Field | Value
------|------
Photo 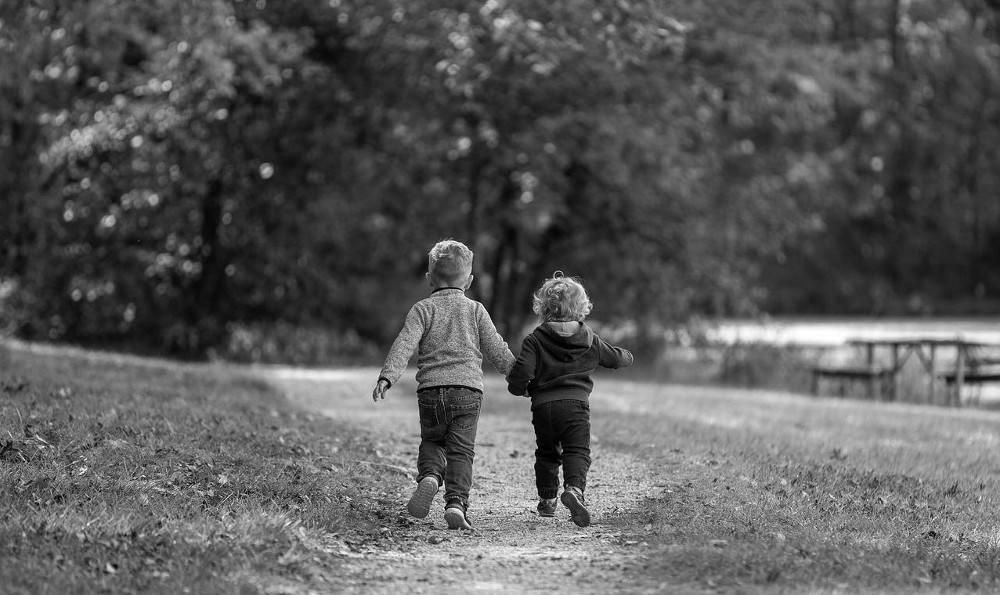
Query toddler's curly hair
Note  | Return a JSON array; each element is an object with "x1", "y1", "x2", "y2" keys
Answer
[{"x1": 532, "y1": 271, "x2": 593, "y2": 322}]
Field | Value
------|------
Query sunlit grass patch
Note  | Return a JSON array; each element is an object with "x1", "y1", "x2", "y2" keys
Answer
[{"x1": 164, "y1": 500, "x2": 306, "y2": 553}]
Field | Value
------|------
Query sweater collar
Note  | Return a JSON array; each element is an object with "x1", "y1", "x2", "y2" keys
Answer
[{"x1": 431, "y1": 287, "x2": 465, "y2": 295}]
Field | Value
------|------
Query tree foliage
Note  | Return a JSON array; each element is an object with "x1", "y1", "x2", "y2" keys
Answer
[{"x1": 2, "y1": 0, "x2": 999, "y2": 360}]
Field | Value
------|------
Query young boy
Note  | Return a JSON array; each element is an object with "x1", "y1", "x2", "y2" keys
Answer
[
  {"x1": 372, "y1": 239, "x2": 515, "y2": 530},
  {"x1": 506, "y1": 272, "x2": 633, "y2": 527}
]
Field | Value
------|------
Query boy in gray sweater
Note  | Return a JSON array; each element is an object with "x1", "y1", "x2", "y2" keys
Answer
[{"x1": 373, "y1": 239, "x2": 515, "y2": 530}]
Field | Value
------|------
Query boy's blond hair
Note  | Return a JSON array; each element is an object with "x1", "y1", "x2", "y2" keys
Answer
[
  {"x1": 532, "y1": 271, "x2": 593, "y2": 322},
  {"x1": 428, "y1": 239, "x2": 473, "y2": 286}
]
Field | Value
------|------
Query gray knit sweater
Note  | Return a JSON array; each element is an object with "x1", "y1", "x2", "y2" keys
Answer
[{"x1": 378, "y1": 288, "x2": 515, "y2": 392}]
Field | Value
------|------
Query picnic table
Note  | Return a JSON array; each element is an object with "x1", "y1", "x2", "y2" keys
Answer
[{"x1": 812, "y1": 337, "x2": 1000, "y2": 406}]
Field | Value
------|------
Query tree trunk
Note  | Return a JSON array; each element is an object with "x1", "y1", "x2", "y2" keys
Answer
[
  {"x1": 887, "y1": 0, "x2": 904, "y2": 69},
  {"x1": 183, "y1": 177, "x2": 226, "y2": 353}
]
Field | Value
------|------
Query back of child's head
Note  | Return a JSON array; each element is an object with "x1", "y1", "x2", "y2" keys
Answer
[
  {"x1": 428, "y1": 239, "x2": 474, "y2": 286},
  {"x1": 532, "y1": 271, "x2": 593, "y2": 322}
]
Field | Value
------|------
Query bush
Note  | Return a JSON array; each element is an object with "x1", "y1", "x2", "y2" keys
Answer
[
  {"x1": 716, "y1": 341, "x2": 814, "y2": 391},
  {"x1": 212, "y1": 321, "x2": 380, "y2": 366}
]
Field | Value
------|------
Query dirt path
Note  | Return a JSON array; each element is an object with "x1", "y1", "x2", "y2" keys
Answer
[{"x1": 263, "y1": 367, "x2": 669, "y2": 594}]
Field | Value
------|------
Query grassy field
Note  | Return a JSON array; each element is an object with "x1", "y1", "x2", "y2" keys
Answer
[
  {"x1": 589, "y1": 382, "x2": 1000, "y2": 592},
  {"x1": 0, "y1": 342, "x2": 409, "y2": 594},
  {"x1": 2, "y1": 342, "x2": 999, "y2": 593}
]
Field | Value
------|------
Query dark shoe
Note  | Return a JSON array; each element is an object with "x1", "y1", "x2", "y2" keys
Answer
[
  {"x1": 536, "y1": 498, "x2": 557, "y2": 517},
  {"x1": 444, "y1": 499, "x2": 473, "y2": 530},
  {"x1": 407, "y1": 476, "x2": 439, "y2": 519},
  {"x1": 561, "y1": 485, "x2": 591, "y2": 527}
]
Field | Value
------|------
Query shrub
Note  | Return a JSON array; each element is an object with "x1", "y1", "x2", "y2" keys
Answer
[
  {"x1": 716, "y1": 341, "x2": 814, "y2": 391},
  {"x1": 212, "y1": 321, "x2": 380, "y2": 366}
]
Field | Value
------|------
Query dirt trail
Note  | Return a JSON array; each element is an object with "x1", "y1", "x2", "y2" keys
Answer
[{"x1": 263, "y1": 367, "x2": 668, "y2": 594}]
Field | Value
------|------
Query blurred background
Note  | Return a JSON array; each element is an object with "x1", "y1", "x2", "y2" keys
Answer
[{"x1": 2, "y1": 0, "x2": 999, "y2": 381}]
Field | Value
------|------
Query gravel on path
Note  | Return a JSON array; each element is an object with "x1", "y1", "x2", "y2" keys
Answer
[{"x1": 265, "y1": 367, "x2": 669, "y2": 595}]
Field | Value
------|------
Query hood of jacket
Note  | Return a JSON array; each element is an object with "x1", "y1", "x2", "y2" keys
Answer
[{"x1": 535, "y1": 321, "x2": 594, "y2": 361}]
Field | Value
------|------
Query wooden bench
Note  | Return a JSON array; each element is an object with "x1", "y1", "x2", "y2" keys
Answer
[
  {"x1": 940, "y1": 369, "x2": 1000, "y2": 384},
  {"x1": 939, "y1": 358, "x2": 1000, "y2": 384},
  {"x1": 812, "y1": 366, "x2": 894, "y2": 399},
  {"x1": 830, "y1": 338, "x2": 1000, "y2": 407},
  {"x1": 939, "y1": 365, "x2": 1000, "y2": 388},
  {"x1": 938, "y1": 360, "x2": 1000, "y2": 406}
]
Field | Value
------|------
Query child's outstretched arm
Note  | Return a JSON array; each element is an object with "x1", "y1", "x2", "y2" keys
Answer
[{"x1": 596, "y1": 336, "x2": 634, "y2": 369}]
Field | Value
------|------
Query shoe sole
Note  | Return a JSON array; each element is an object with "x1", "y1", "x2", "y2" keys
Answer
[
  {"x1": 406, "y1": 477, "x2": 438, "y2": 518},
  {"x1": 444, "y1": 507, "x2": 472, "y2": 530},
  {"x1": 561, "y1": 491, "x2": 591, "y2": 527}
]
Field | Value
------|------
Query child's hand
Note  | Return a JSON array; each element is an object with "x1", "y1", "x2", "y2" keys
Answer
[{"x1": 372, "y1": 379, "x2": 389, "y2": 402}]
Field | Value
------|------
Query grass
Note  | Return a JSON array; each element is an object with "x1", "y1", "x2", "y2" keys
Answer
[
  {"x1": 0, "y1": 342, "x2": 409, "y2": 594},
  {"x1": 3, "y1": 342, "x2": 999, "y2": 593},
  {"x1": 592, "y1": 382, "x2": 1000, "y2": 593}
]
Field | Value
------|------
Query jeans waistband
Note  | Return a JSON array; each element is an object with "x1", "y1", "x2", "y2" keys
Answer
[{"x1": 417, "y1": 385, "x2": 482, "y2": 396}]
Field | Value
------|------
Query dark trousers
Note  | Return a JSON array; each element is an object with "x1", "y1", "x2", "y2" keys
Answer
[
  {"x1": 416, "y1": 387, "x2": 482, "y2": 508},
  {"x1": 531, "y1": 399, "x2": 591, "y2": 500}
]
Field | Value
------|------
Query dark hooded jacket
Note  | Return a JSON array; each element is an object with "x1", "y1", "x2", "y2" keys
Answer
[{"x1": 507, "y1": 321, "x2": 633, "y2": 409}]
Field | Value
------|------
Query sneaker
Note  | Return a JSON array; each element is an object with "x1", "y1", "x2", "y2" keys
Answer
[
  {"x1": 536, "y1": 498, "x2": 557, "y2": 517},
  {"x1": 406, "y1": 476, "x2": 439, "y2": 519},
  {"x1": 444, "y1": 499, "x2": 473, "y2": 530},
  {"x1": 561, "y1": 485, "x2": 591, "y2": 528}
]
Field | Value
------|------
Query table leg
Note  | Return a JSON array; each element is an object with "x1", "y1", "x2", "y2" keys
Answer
[
  {"x1": 929, "y1": 345, "x2": 937, "y2": 405},
  {"x1": 955, "y1": 345, "x2": 966, "y2": 407},
  {"x1": 890, "y1": 345, "x2": 899, "y2": 401},
  {"x1": 866, "y1": 343, "x2": 876, "y2": 400}
]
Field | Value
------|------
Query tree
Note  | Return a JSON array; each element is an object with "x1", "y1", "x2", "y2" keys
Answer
[{"x1": 3, "y1": 0, "x2": 999, "y2": 362}]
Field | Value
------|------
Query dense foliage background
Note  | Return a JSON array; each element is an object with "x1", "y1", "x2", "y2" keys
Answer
[{"x1": 2, "y1": 0, "x2": 999, "y2": 362}]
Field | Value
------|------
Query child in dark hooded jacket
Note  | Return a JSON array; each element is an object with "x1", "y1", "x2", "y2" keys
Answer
[{"x1": 507, "y1": 272, "x2": 633, "y2": 527}]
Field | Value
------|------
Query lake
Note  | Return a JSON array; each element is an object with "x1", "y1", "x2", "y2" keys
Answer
[
  {"x1": 709, "y1": 317, "x2": 1000, "y2": 404},
  {"x1": 709, "y1": 317, "x2": 1000, "y2": 347}
]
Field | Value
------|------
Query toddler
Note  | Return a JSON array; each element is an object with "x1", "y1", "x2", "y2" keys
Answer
[{"x1": 507, "y1": 272, "x2": 633, "y2": 527}]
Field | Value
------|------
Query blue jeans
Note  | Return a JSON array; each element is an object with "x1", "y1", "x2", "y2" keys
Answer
[
  {"x1": 416, "y1": 387, "x2": 483, "y2": 508},
  {"x1": 532, "y1": 399, "x2": 591, "y2": 500}
]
